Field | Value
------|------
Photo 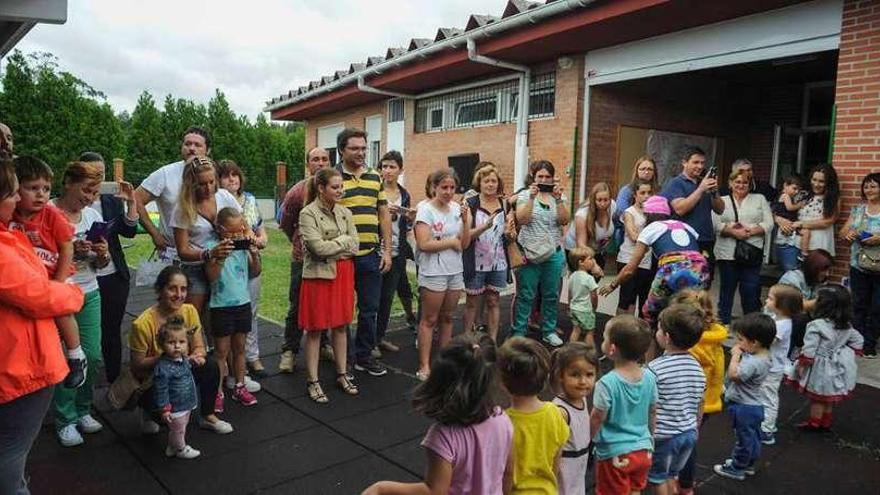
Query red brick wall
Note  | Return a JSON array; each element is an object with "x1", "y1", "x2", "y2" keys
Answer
[
  {"x1": 303, "y1": 59, "x2": 585, "y2": 205},
  {"x1": 586, "y1": 74, "x2": 753, "y2": 192},
  {"x1": 831, "y1": 0, "x2": 880, "y2": 277}
]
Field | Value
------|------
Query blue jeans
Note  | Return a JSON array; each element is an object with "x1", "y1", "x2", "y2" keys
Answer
[
  {"x1": 850, "y1": 266, "x2": 880, "y2": 354},
  {"x1": 0, "y1": 387, "x2": 53, "y2": 495},
  {"x1": 353, "y1": 251, "x2": 382, "y2": 361},
  {"x1": 727, "y1": 402, "x2": 764, "y2": 469},
  {"x1": 717, "y1": 260, "x2": 761, "y2": 324},
  {"x1": 776, "y1": 244, "x2": 800, "y2": 272},
  {"x1": 648, "y1": 429, "x2": 698, "y2": 484}
]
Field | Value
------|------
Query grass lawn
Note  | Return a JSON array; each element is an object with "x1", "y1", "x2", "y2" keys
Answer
[{"x1": 122, "y1": 227, "x2": 417, "y2": 324}]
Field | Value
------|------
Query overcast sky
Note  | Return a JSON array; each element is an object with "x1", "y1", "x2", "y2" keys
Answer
[{"x1": 12, "y1": 0, "x2": 507, "y2": 121}]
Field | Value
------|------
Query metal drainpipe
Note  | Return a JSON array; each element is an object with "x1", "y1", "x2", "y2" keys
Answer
[
  {"x1": 357, "y1": 75, "x2": 413, "y2": 99},
  {"x1": 467, "y1": 38, "x2": 531, "y2": 190}
]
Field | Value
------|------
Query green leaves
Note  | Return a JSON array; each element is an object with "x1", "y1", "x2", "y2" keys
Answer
[{"x1": 0, "y1": 50, "x2": 304, "y2": 197}]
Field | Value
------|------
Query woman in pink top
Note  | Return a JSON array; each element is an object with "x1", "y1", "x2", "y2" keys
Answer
[{"x1": 362, "y1": 333, "x2": 513, "y2": 495}]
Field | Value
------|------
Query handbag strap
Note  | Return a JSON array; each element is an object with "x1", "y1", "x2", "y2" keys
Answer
[{"x1": 729, "y1": 195, "x2": 740, "y2": 223}]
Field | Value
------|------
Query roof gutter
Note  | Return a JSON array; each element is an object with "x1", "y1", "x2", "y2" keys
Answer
[
  {"x1": 466, "y1": 37, "x2": 531, "y2": 190},
  {"x1": 264, "y1": 0, "x2": 594, "y2": 113},
  {"x1": 357, "y1": 75, "x2": 414, "y2": 99}
]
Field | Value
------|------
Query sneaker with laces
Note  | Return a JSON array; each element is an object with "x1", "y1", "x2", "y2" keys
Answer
[
  {"x1": 198, "y1": 416, "x2": 233, "y2": 434},
  {"x1": 57, "y1": 424, "x2": 84, "y2": 447},
  {"x1": 165, "y1": 445, "x2": 201, "y2": 459},
  {"x1": 63, "y1": 357, "x2": 87, "y2": 389},
  {"x1": 77, "y1": 414, "x2": 103, "y2": 434},
  {"x1": 354, "y1": 357, "x2": 388, "y2": 376},
  {"x1": 542, "y1": 333, "x2": 564, "y2": 347},
  {"x1": 225, "y1": 375, "x2": 261, "y2": 393},
  {"x1": 233, "y1": 384, "x2": 258, "y2": 406},
  {"x1": 713, "y1": 460, "x2": 745, "y2": 481},
  {"x1": 214, "y1": 390, "x2": 225, "y2": 413},
  {"x1": 278, "y1": 350, "x2": 296, "y2": 373},
  {"x1": 378, "y1": 339, "x2": 400, "y2": 352}
]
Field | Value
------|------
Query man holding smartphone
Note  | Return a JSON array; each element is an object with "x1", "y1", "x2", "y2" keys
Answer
[{"x1": 661, "y1": 145, "x2": 725, "y2": 285}]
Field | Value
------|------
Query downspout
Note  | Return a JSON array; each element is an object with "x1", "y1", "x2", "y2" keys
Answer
[
  {"x1": 357, "y1": 75, "x2": 413, "y2": 99},
  {"x1": 578, "y1": 78, "x2": 592, "y2": 203},
  {"x1": 467, "y1": 37, "x2": 531, "y2": 190}
]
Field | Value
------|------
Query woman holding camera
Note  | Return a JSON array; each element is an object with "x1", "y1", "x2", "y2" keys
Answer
[{"x1": 510, "y1": 160, "x2": 570, "y2": 347}]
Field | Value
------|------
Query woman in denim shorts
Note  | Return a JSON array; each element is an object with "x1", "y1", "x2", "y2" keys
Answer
[
  {"x1": 413, "y1": 168, "x2": 471, "y2": 381},
  {"x1": 462, "y1": 163, "x2": 511, "y2": 342}
]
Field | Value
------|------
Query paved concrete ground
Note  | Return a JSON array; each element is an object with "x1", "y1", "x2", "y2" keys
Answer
[{"x1": 25, "y1": 279, "x2": 880, "y2": 494}]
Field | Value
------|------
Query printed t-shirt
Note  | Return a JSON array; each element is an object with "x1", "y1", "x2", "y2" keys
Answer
[
  {"x1": 415, "y1": 201, "x2": 463, "y2": 276},
  {"x1": 10, "y1": 204, "x2": 74, "y2": 278}
]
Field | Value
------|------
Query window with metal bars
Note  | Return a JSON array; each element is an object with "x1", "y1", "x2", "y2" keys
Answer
[
  {"x1": 414, "y1": 72, "x2": 555, "y2": 133},
  {"x1": 387, "y1": 99, "x2": 405, "y2": 122}
]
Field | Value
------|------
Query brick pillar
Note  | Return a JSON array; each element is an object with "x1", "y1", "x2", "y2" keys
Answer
[{"x1": 831, "y1": 0, "x2": 880, "y2": 278}]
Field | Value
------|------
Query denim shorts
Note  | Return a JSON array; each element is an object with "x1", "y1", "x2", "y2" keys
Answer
[
  {"x1": 464, "y1": 269, "x2": 508, "y2": 295},
  {"x1": 181, "y1": 263, "x2": 209, "y2": 295},
  {"x1": 648, "y1": 429, "x2": 698, "y2": 483},
  {"x1": 418, "y1": 272, "x2": 465, "y2": 292}
]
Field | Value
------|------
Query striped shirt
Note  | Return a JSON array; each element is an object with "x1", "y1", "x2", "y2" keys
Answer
[
  {"x1": 337, "y1": 164, "x2": 387, "y2": 256},
  {"x1": 647, "y1": 353, "x2": 706, "y2": 439}
]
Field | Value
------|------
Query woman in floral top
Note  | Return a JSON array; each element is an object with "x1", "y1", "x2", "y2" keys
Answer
[
  {"x1": 218, "y1": 160, "x2": 269, "y2": 376},
  {"x1": 462, "y1": 163, "x2": 510, "y2": 341}
]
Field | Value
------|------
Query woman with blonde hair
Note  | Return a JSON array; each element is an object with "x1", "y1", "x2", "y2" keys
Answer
[
  {"x1": 565, "y1": 182, "x2": 615, "y2": 273},
  {"x1": 463, "y1": 163, "x2": 510, "y2": 341}
]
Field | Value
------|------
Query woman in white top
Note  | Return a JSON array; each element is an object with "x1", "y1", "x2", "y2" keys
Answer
[
  {"x1": 171, "y1": 156, "x2": 241, "y2": 317},
  {"x1": 566, "y1": 183, "x2": 615, "y2": 273},
  {"x1": 51, "y1": 161, "x2": 110, "y2": 446},
  {"x1": 778, "y1": 163, "x2": 840, "y2": 257},
  {"x1": 713, "y1": 168, "x2": 774, "y2": 324},
  {"x1": 414, "y1": 168, "x2": 471, "y2": 381},
  {"x1": 615, "y1": 178, "x2": 655, "y2": 315}
]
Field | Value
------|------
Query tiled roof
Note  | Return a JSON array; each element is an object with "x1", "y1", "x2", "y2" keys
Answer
[{"x1": 266, "y1": 0, "x2": 558, "y2": 107}]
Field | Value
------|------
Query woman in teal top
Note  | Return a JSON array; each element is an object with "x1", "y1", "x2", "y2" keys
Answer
[{"x1": 839, "y1": 172, "x2": 880, "y2": 358}]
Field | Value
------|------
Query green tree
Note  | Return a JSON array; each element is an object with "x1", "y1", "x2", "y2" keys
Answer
[{"x1": 126, "y1": 91, "x2": 165, "y2": 184}]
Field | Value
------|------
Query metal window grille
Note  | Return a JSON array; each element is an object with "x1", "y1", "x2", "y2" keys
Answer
[
  {"x1": 387, "y1": 98, "x2": 405, "y2": 122},
  {"x1": 415, "y1": 72, "x2": 556, "y2": 133}
]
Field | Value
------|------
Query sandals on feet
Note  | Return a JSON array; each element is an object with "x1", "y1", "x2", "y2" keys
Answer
[
  {"x1": 336, "y1": 373, "x2": 359, "y2": 395},
  {"x1": 307, "y1": 380, "x2": 328, "y2": 404}
]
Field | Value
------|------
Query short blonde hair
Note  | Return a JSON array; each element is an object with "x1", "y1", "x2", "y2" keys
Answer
[
  {"x1": 471, "y1": 163, "x2": 504, "y2": 195},
  {"x1": 728, "y1": 168, "x2": 749, "y2": 183}
]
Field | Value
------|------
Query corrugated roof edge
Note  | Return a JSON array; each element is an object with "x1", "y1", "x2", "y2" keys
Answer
[{"x1": 264, "y1": 0, "x2": 593, "y2": 113}]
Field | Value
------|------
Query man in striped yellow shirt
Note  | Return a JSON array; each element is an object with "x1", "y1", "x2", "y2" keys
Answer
[{"x1": 336, "y1": 128, "x2": 393, "y2": 377}]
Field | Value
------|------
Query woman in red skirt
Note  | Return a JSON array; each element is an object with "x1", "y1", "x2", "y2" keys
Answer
[{"x1": 298, "y1": 168, "x2": 359, "y2": 403}]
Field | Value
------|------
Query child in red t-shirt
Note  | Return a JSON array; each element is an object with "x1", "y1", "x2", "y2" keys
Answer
[{"x1": 11, "y1": 156, "x2": 87, "y2": 389}]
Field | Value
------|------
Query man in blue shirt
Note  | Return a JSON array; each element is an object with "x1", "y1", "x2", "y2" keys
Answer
[{"x1": 661, "y1": 146, "x2": 724, "y2": 285}]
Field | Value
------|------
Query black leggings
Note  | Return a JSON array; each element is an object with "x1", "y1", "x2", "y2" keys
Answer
[
  {"x1": 140, "y1": 356, "x2": 220, "y2": 418},
  {"x1": 98, "y1": 272, "x2": 130, "y2": 383}
]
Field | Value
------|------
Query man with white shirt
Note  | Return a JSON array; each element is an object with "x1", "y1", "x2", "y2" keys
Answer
[{"x1": 134, "y1": 127, "x2": 211, "y2": 260}]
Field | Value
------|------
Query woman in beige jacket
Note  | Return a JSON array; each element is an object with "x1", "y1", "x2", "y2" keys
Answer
[{"x1": 298, "y1": 167, "x2": 359, "y2": 403}]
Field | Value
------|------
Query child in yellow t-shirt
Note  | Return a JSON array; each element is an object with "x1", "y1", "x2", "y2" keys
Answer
[
  {"x1": 498, "y1": 337, "x2": 570, "y2": 493},
  {"x1": 669, "y1": 289, "x2": 728, "y2": 494}
]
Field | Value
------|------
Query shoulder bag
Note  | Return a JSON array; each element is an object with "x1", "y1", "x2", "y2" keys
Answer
[
  {"x1": 730, "y1": 196, "x2": 763, "y2": 266},
  {"x1": 855, "y1": 205, "x2": 880, "y2": 272}
]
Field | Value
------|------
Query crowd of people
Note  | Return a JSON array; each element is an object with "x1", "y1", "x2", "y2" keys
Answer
[{"x1": 0, "y1": 120, "x2": 875, "y2": 494}]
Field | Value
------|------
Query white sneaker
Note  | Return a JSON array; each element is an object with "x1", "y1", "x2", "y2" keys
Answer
[
  {"x1": 165, "y1": 445, "x2": 201, "y2": 459},
  {"x1": 225, "y1": 375, "x2": 261, "y2": 393},
  {"x1": 57, "y1": 424, "x2": 84, "y2": 447},
  {"x1": 140, "y1": 410, "x2": 160, "y2": 435},
  {"x1": 371, "y1": 347, "x2": 382, "y2": 359},
  {"x1": 77, "y1": 414, "x2": 103, "y2": 434},
  {"x1": 198, "y1": 416, "x2": 234, "y2": 434}
]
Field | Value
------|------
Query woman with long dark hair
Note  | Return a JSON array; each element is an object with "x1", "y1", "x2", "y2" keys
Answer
[{"x1": 780, "y1": 164, "x2": 840, "y2": 257}]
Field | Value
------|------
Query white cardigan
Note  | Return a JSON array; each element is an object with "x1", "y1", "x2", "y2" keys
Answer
[{"x1": 712, "y1": 193, "x2": 774, "y2": 261}]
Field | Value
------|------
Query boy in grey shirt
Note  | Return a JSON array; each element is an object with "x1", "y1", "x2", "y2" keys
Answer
[{"x1": 714, "y1": 313, "x2": 775, "y2": 481}]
